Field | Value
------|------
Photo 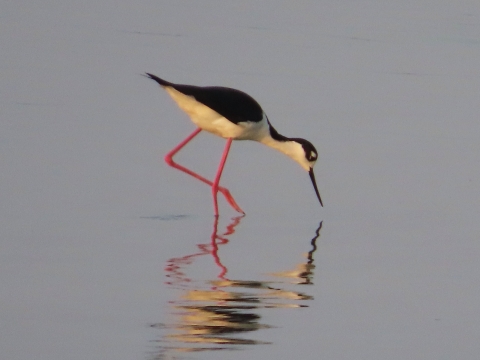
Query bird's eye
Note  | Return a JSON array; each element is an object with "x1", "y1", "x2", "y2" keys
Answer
[{"x1": 307, "y1": 151, "x2": 317, "y2": 161}]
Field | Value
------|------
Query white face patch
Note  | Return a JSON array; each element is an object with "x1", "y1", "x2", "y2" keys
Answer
[{"x1": 310, "y1": 151, "x2": 317, "y2": 159}]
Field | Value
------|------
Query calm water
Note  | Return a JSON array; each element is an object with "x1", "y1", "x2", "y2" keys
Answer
[{"x1": 2, "y1": 1, "x2": 480, "y2": 359}]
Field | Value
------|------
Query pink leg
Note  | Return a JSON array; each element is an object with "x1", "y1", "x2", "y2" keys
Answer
[
  {"x1": 212, "y1": 138, "x2": 233, "y2": 216},
  {"x1": 165, "y1": 127, "x2": 202, "y2": 162},
  {"x1": 164, "y1": 129, "x2": 244, "y2": 215}
]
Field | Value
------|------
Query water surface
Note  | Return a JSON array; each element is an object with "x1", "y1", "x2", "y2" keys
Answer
[{"x1": 2, "y1": 1, "x2": 480, "y2": 359}]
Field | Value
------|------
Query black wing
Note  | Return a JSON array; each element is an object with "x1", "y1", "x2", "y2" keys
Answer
[{"x1": 146, "y1": 73, "x2": 264, "y2": 124}]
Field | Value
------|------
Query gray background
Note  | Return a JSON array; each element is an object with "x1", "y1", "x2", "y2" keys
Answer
[{"x1": 2, "y1": 1, "x2": 480, "y2": 359}]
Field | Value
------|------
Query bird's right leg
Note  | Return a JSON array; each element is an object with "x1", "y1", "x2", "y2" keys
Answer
[{"x1": 164, "y1": 128, "x2": 244, "y2": 215}]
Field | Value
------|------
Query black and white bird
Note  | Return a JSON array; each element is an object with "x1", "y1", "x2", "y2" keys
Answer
[{"x1": 146, "y1": 73, "x2": 323, "y2": 216}]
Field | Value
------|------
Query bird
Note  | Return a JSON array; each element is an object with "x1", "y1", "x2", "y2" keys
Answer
[{"x1": 146, "y1": 73, "x2": 323, "y2": 216}]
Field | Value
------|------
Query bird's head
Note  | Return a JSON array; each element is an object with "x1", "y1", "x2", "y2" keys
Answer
[
  {"x1": 263, "y1": 120, "x2": 323, "y2": 207},
  {"x1": 289, "y1": 138, "x2": 323, "y2": 207}
]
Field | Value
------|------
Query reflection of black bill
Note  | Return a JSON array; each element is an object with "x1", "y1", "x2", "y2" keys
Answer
[{"x1": 309, "y1": 168, "x2": 323, "y2": 207}]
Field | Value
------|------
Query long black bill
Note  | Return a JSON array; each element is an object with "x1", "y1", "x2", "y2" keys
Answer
[{"x1": 309, "y1": 168, "x2": 323, "y2": 207}]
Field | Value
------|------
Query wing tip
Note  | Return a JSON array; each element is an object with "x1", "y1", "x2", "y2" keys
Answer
[{"x1": 145, "y1": 73, "x2": 171, "y2": 87}]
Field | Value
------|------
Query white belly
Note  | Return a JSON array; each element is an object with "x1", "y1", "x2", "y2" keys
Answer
[{"x1": 164, "y1": 86, "x2": 268, "y2": 140}]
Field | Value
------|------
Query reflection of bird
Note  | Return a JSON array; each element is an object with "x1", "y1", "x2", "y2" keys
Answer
[
  {"x1": 158, "y1": 216, "x2": 320, "y2": 355},
  {"x1": 146, "y1": 73, "x2": 323, "y2": 216},
  {"x1": 270, "y1": 221, "x2": 322, "y2": 285}
]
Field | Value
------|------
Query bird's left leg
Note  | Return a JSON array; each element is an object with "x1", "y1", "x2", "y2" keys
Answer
[{"x1": 211, "y1": 138, "x2": 244, "y2": 216}]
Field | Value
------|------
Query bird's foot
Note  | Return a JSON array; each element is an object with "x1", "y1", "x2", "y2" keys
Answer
[{"x1": 218, "y1": 187, "x2": 245, "y2": 214}]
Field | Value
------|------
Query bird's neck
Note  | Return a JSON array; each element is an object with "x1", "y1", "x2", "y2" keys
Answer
[{"x1": 259, "y1": 124, "x2": 310, "y2": 171}]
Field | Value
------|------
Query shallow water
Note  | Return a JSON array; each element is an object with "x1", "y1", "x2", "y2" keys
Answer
[{"x1": 2, "y1": 1, "x2": 480, "y2": 359}]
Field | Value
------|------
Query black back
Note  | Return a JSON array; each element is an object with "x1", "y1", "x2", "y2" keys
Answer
[{"x1": 146, "y1": 73, "x2": 263, "y2": 124}]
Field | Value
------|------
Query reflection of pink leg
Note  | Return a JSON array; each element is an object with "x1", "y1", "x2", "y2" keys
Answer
[
  {"x1": 165, "y1": 215, "x2": 244, "y2": 285},
  {"x1": 210, "y1": 216, "x2": 227, "y2": 279},
  {"x1": 164, "y1": 128, "x2": 244, "y2": 215}
]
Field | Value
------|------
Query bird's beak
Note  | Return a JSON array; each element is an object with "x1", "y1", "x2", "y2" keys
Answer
[{"x1": 309, "y1": 168, "x2": 323, "y2": 207}]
